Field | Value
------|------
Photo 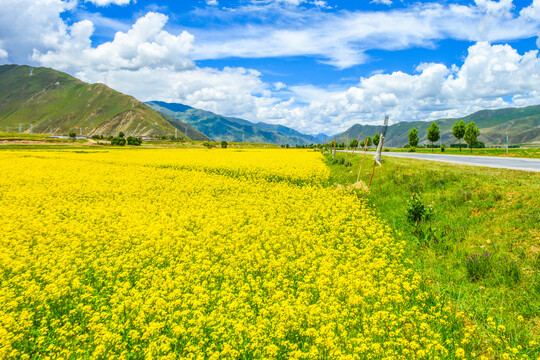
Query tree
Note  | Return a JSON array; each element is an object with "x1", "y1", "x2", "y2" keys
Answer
[
  {"x1": 427, "y1": 122, "x2": 440, "y2": 152},
  {"x1": 408, "y1": 127, "x2": 419, "y2": 147},
  {"x1": 349, "y1": 138, "x2": 358, "y2": 148},
  {"x1": 111, "y1": 137, "x2": 126, "y2": 146},
  {"x1": 69, "y1": 132, "x2": 76, "y2": 142},
  {"x1": 452, "y1": 120, "x2": 466, "y2": 153},
  {"x1": 127, "y1": 136, "x2": 142, "y2": 146},
  {"x1": 118, "y1": 131, "x2": 125, "y2": 138},
  {"x1": 464, "y1": 121, "x2": 480, "y2": 153},
  {"x1": 221, "y1": 140, "x2": 228, "y2": 148},
  {"x1": 365, "y1": 136, "x2": 372, "y2": 147},
  {"x1": 373, "y1": 132, "x2": 380, "y2": 146},
  {"x1": 359, "y1": 141, "x2": 365, "y2": 148}
]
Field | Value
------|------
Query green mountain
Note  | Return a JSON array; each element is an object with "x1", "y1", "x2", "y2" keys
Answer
[
  {"x1": 145, "y1": 101, "x2": 320, "y2": 145},
  {"x1": 156, "y1": 111, "x2": 211, "y2": 141},
  {"x1": 0, "y1": 64, "x2": 185, "y2": 138},
  {"x1": 335, "y1": 106, "x2": 540, "y2": 147}
]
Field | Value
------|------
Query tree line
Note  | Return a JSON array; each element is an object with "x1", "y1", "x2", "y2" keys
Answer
[{"x1": 407, "y1": 120, "x2": 480, "y2": 153}]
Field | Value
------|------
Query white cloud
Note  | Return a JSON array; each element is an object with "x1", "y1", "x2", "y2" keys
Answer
[
  {"x1": 33, "y1": 12, "x2": 195, "y2": 72},
  {"x1": 85, "y1": 0, "x2": 131, "y2": 6},
  {"x1": 0, "y1": 41, "x2": 7, "y2": 59},
  {"x1": 521, "y1": 0, "x2": 540, "y2": 20},
  {"x1": 206, "y1": 0, "x2": 218, "y2": 6},
  {"x1": 371, "y1": 0, "x2": 392, "y2": 5},
  {"x1": 189, "y1": 2, "x2": 539, "y2": 68},
  {"x1": 0, "y1": 0, "x2": 76, "y2": 64}
]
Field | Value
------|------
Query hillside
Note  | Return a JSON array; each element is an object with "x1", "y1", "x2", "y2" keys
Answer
[
  {"x1": 0, "y1": 65, "x2": 181, "y2": 138},
  {"x1": 157, "y1": 111, "x2": 211, "y2": 141},
  {"x1": 146, "y1": 101, "x2": 320, "y2": 145},
  {"x1": 335, "y1": 106, "x2": 540, "y2": 147}
]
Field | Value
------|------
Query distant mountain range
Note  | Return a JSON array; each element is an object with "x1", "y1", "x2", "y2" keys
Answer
[
  {"x1": 335, "y1": 106, "x2": 540, "y2": 147},
  {"x1": 145, "y1": 101, "x2": 322, "y2": 145},
  {"x1": 1, "y1": 64, "x2": 538, "y2": 146}
]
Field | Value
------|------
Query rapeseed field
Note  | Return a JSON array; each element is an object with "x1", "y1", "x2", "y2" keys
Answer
[{"x1": 0, "y1": 149, "x2": 526, "y2": 359}]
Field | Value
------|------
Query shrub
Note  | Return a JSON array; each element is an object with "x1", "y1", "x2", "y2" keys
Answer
[
  {"x1": 111, "y1": 137, "x2": 126, "y2": 146},
  {"x1": 408, "y1": 147, "x2": 416, "y2": 152},
  {"x1": 406, "y1": 193, "x2": 432, "y2": 225},
  {"x1": 466, "y1": 251, "x2": 493, "y2": 281},
  {"x1": 127, "y1": 136, "x2": 142, "y2": 146},
  {"x1": 221, "y1": 141, "x2": 228, "y2": 148},
  {"x1": 441, "y1": 144, "x2": 445, "y2": 152}
]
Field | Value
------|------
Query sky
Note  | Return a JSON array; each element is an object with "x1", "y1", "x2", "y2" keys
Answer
[{"x1": 2, "y1": 0, "x2": 540, "y2": 135}]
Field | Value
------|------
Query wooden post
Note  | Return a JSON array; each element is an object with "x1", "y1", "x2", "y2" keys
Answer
[{"x1": 374, "y1": 115, "x2": 389, "y2": 165}]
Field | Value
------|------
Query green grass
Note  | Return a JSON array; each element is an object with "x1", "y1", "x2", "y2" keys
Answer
[{"x1": 325, "y1": 150, "x2": 540, "y2": 356}]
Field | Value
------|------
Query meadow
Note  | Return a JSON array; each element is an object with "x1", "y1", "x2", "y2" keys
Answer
[{"x1": 0, "y1": 147, "x2": 534, "y2": 359}]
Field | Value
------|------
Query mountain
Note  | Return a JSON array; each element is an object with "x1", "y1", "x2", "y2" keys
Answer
[
  {"x1": 335, "y1": 106, "x2": 540, "y2": 147},
  {"x1": 157, "y1": 111, "x2": 211, "y2": 141},
  {"x1": 145, "y1": 100, "x2": 320, "y2": 145},
  {"x1": 0, "y1": 64, "x2": 184, "y2": 138}
]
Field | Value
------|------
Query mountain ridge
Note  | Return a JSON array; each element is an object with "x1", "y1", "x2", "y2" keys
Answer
[{"x1": 334, "y1": 105, "x2": 540, "y2": 147}]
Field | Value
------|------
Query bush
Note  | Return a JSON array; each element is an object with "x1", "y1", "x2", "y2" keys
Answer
[
  {"x1": 203, "y1": 141, "x2": 215, "y2": 149},
  {"x1": 111, "y1": 137, "x2": 126, "y2": 146},
  {"x1": 406, "y1": 193, "x2": 432, "y2": 225},
  {"x1": 441, "y1": 144, "x2": 445, "y2": 152},
  {"x1": 127, "y1": 136, "x2": 142, "y2": 146},
  {"x1": 221, "y1": 141, "x2": 228, "y2": 148},
  {"x1": 466, "y1": 251, "x2": 493, "y2": 281},
  {"x1": 408, "y1": 147, "x2": 416, "y2": 152}
]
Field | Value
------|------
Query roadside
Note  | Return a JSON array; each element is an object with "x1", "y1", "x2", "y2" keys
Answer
[{"x1": 325, "y1": 151, "x2": 540, "y2": 357}]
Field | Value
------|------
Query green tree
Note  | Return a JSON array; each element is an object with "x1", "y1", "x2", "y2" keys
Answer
[
  {"x1": 221, "y1": 140, "x2": 228, "y2": 148},
  {"x1": 69, "y1": 132, "x2": 76, "y2": 142},
  {"x1": 127, "y1": 136, "x2": 142, "y2": 146},
  {"x1": 452, "y1": 120, "x2": 466, "y2": 153},
  {"x1": 464, "y1": 121, "x2": 480, "y2": 153},
  {"x1": 349, "y1": 138, "x2": 358, "y2": 148},
  {"x1": 408, "y1": 127, "x2": 419, "y2": 147},
  {"x1": 427, "y1": 122, "x2": 440, "y2": 152},
  {"x1": 365, "y1": 136, "x2": 372, "y2": 147},
  {"x1": 359, "y1": 141, "x2": 365, "y2": 148},
  {"x1": 373, "y1": 132, "x2": 380, "y2": 146},
  {"x1": 118, "y1": 131, "x2": 125, "y2": 138}
]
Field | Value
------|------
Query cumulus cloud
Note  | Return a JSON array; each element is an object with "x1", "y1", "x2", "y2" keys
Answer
[
  {"x1": 371, "y1": 0, "x2": 392, "y2": 5},
  {"x1": 33, "y1": 12, "x2": 195, "y2": 72},
  {"x1": 0, "y1": 0, "x2": 76, "y2": 64},
  {"x1": 85, "y1": 0, "x2": 131, "y2": 6}
]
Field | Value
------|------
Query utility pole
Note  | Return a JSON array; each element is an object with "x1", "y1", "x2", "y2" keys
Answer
[
  {"x1": 242, "y1": 133, "x2": 245, "y2": 143},
  {"x1": 175, "y1": 128, "x2": 177, "y2": 139},
  {"x1": 19, "y1": 123, "x2": 22, "y2": 134},
  {"x1": 30, "y1": 124, "x2": 33, "y2": 134}
]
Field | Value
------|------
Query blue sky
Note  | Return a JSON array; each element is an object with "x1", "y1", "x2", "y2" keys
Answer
[{"x1": 2, "y1": 0, "x2": 540, "y2": 135}]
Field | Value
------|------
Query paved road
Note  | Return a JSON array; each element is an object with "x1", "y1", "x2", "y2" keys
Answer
[{"x1": 341, "y1": 151, "x2": 540, "y2": 172}]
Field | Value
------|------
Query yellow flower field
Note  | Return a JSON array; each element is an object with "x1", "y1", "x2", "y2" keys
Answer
[{"x1": 0, "y1": 148, "x2": 525, "y2": 359}]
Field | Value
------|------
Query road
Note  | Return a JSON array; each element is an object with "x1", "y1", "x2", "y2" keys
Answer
[{"x1": 341, "y1": 151, "x2": 540, "y2": 172}]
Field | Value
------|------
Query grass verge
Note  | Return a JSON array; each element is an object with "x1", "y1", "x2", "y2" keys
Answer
[{"x1": 325, "y1": 150, "x2": 540, "y2": 356}]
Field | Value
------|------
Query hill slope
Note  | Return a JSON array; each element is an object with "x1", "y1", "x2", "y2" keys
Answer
[
  {"x1": 335, "y1": 106, "x2": 540, "y2": 147},
  {"x1": 146, "y1": 101, "x2": 320, "y2": 145},
  {"x1": 0, "y1": 64, "x2": 181, "y2": 137}
]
